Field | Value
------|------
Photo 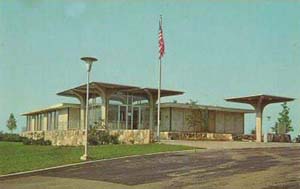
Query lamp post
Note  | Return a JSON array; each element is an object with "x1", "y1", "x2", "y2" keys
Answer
[{"x1": 80, "y1": 57, "x2": 98, "y2": 161}]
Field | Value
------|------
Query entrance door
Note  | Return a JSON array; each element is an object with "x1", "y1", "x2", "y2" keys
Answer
[
  {"x1": 132, "y1": 107, "x2": 139, "y2": 129},
  {"x1": 118, "y1": 105, "x2": 141, "y2": 130}
]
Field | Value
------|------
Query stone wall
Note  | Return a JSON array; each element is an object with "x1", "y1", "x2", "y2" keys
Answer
[
  {"x1": 160, "y1": 131, "x2": 233, "y2": 141},
  {"x1": 21, "y1": 131, "x2": 45, "y2": 140},
  {"x1": 21, "y1": 129, "x2": 152, "y2": 146},
  {"x1": 21, "y1": 130, "x2": 85, "y2": 146},
  {"x1": 109, "y1": 129, "x2": 152, "y2": 144},
  {"x1": 45, "y1": 130, "x2": 85, "y2": 146}
]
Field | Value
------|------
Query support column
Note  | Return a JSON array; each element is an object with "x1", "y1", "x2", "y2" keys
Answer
[
  {"x1": 71, "y1": 90, "x2": 86, "y2": 130},
  {"x1": 80, "y1": 102, "x2": 86, "y2": 129},
  {"x1": 101, "y1": 95, "x2": 109, "y2": 128},
  {"x1": 131, "y1": 96, "x2": 134, "y2": 130},
  {"x1": 145, "y1": 90, "x2": 157, "y2": 132},
  {"x1": 26, "y1": 116, "x2": 29, "y2": 131},
  {"x1": 138, "y1": 106, "x2": 141, "y2": 129},
  {"x1": 255, "y1": 106, "x2": 263, "y2": 142},
  {"x1": 149, "y1": 98, "x2": 154, "y2": 131},
  {"x1": 36, "y1": 114, "x2": 39, "y2": 131},
  {"x1": 125, "y1": 104, "x2": 128, "y2": 129},
  {"x1": 117, "y1": 105, "x2": 120, "y2": 129},
  {"x1": 94, "y1": 86, "x2": 116, "y2": 130},
  {"x1": 34, "y1": 115, "x2": 37, "y2": 131},
  {"x1": 125, "y1": 94, "x2": 129, "y2": 129}
]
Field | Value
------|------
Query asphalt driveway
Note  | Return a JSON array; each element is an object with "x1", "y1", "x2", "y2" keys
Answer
[{"x1": 1, "y1": 147, "x2": 300, "y2": 189}]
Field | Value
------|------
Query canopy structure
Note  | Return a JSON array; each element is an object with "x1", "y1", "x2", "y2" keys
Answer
[
  {"x1": 226, "y1": 94, "x2": 294, "y2": 142},
  {"x1": 57, "y1": 81, "x2": 184, "y2": 129},
  {"x1": 57, "y1": 82, "x2": 183, "y2": 102}
]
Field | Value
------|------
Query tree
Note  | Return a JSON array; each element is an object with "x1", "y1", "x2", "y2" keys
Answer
[
  {"x1": 271, "y1": 102, "x2": 293, "y2": 134},
  {"x1": 6, "y1": 113, "x2": 17, "y2": 133},
  {"x1": 186, "y1": 102, "x2": 209, "y2": 132}
]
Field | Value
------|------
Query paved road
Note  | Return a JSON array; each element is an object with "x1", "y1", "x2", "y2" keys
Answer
[
  {"x1": 161, "y1": 140, "x2": 300, "y2": 149},
  {"x1": 1, "y1": 147, "x2": 300, "y2": 189}
]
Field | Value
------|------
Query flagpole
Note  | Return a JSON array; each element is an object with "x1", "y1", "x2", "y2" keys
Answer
[
  {"x1": 157, "y1": 15, "x2": 164, "y2": 142},
  {"x1": 157, "y1": 57, "x2": 161, "y2": 142}
]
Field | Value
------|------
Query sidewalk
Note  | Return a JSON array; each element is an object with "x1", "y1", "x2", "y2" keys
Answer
[{"x1": 161, "y1": 140, "x2": 300, "y2": 149}]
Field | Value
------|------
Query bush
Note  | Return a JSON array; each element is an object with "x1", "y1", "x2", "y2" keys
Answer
[
  {"x1": 88, "y1": 128, "x2": 119, "y2": 145},
  {"x1": 22, "y1": 138, "x2": 52, "y2": 145},
  {"x1": 0, "y1": 132, "x2": 25, "y2": 142},
  {"x1": 22, "y1": 138, "x2": 32, "y2": 145},
  {"x1": 109, "y1": 134, "x2": 120, "y2": 144}
]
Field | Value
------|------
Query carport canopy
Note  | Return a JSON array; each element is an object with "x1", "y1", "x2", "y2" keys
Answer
[
  {"x1": 225, "y1": 94, "x2": 294, "y2": 142},
  {"x1": 56, "y1": 81, "x2": 184, "y2": 129},
  {"x1": 57, "y1": 81, "x2": 184, "y2": 102}
]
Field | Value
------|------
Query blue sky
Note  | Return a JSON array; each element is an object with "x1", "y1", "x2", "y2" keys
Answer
[{"x1": 0, "y1": 0, "x2": 300, "y2": 137}]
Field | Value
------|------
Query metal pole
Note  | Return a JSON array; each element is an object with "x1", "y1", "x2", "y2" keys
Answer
[
  {"x1": 138, "y1": 106, "x2": 141, "y2": 129},
  {"x1": 80, "y1": 57, "x2": 97, "y2": 161},
  {"x1": 131, "y1": 95, "x2": 133, "y2": 130},
  {"x1": 83, "y1": 70, "x2": 90, "y2": 159},
  {"x1": 157, "y1": 58, "x2": 162, "y2": 142}
]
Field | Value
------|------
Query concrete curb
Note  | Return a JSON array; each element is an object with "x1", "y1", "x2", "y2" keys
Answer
[{"x1": 0, "y1": 148, "x2": 201, "y2": 179}]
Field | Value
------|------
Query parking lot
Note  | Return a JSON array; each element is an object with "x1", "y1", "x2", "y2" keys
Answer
[{"x1": 1, "y1": 146, "x2": 300, "y2": 189}]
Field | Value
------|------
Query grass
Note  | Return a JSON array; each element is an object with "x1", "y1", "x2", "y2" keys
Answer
[{"x1": 0, "y1": 142, "x2": 195, "y2": 175}]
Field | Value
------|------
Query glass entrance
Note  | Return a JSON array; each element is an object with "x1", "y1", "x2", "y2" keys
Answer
[{"x1": 117, "y1": 105, "x2": 141, "y2": 130}]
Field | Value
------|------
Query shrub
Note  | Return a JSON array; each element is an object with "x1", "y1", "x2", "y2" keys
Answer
[
  {"x1": 88, "y1": 128, "x2": 119, "y2": 145},
  {"x1": 88, "y1": 134, "x2": 100, "y2": 145},
  {"x1": 22, "y1": 138, "x2": 32, "y2": 145},
  {"x1": 0, "y1": 132, "x2": 25, "y2": 142},
  {"x1": 109, "y1": 134, "x2": 120, "y2": 144},
  {"x1": 22, "y1": 138, "x2": 52, "y2": 145}
]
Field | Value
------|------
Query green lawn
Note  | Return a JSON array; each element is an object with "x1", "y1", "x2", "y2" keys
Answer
[{"x1": 0, "y1": 142, "x2": 194, "y2": 175}]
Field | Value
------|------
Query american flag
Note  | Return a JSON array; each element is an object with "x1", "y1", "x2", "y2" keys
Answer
[{"x1": 158, "y1": 16, "x2": 165, "y2": 60}]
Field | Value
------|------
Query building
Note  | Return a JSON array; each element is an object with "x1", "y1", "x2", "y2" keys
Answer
[{"x1": 21, "y1": 82, "x2": 254, "y2": 145}]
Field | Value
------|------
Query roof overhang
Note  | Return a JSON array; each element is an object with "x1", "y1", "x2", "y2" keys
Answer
[
  {"x1": 22, "y1": 103, "x2": 80, "y2": 116},
  {"x1": 225, "y1": 94, "x2": 294, "y2": 105},
  {"x1": 57, "y1": 82, "x2": 184, "y2": 100}
]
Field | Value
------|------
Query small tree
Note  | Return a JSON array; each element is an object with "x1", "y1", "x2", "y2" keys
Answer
[
  {"x1": 186, "y1": 102, "x2": 209, "y2": 132},
  {"x1": 6, "y1": 113, "x2": 17, "y2": 133},
  {"x1": 271, "y1": 102, "x2": 293, "y2": 134},
  {"x1": 186, "y1": 109, "x2": 203, "y2": 132}
]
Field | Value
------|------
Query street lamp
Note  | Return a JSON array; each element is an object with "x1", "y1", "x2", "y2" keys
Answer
[{"x1": 80, "y1": 56, "x2": 98, "y2": 161}]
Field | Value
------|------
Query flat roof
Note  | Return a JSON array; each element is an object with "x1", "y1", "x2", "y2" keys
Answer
[
  {"x1": 57, "y1": 81, "x2": 184, "y2": 100},
  {"x1": 22, "y1": 103, "x2": 80, "y2": 116},
  {"x1": 160, "y1": 103, "x2": 254, "y2": 113},
  {"x1": 225, "y1": 94, "x2": 295, "y2": 104}
]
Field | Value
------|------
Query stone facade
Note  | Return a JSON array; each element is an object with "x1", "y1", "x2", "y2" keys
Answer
[
  {"x1": 21, "y1": 130, "x2": 85, "y2": 146},
  {"x1": 21, "y1": 129, "x2": 152, "y2": 146},
  {"x1": 109, "y1": 129, "x2": 152, "y2": 144}
]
